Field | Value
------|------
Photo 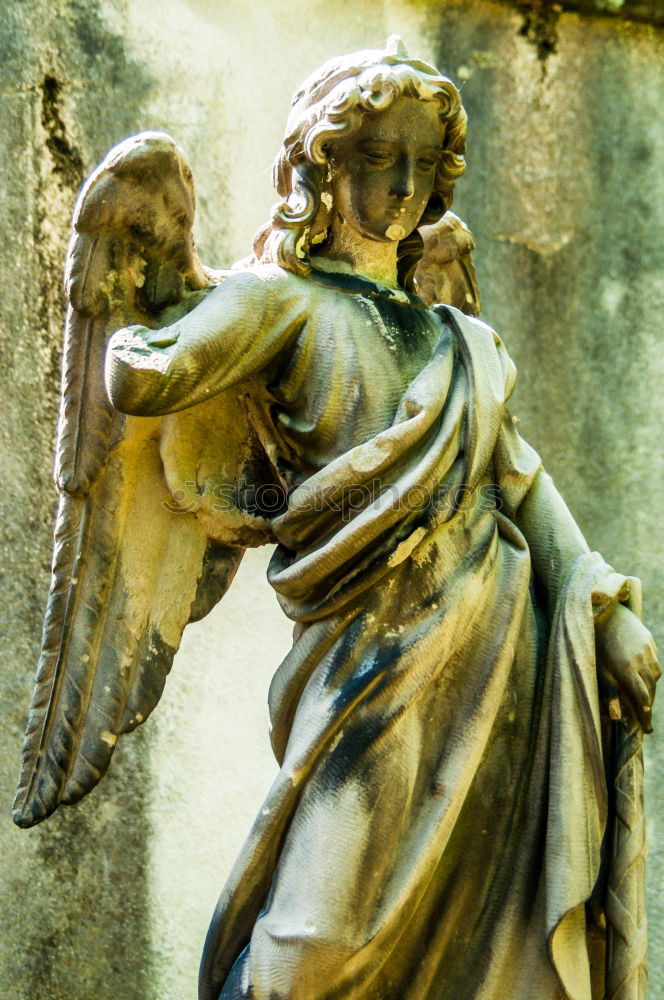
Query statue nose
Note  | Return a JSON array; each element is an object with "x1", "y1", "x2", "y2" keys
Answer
[{"x1": 391, "y1": 158, "x2": 415, "y2": 200}]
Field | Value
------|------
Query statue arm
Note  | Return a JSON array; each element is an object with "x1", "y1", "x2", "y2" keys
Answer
[
  {"x1": 105, "y1": 268, "x2": 304, "y2": 416},
  {"x1": 487, "y1": 325, "x2": 660, "y2": 730},
  {"x1": 514, "y1": 467, "x2": 589, "y2": 609}
]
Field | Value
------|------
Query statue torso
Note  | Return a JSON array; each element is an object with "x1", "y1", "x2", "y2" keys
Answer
[{"x1": 258, "y1": 267, "x2": 446, "y2": 486}]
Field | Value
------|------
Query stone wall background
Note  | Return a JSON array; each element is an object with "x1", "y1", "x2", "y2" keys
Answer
[{"x1": 0, "y1": 1, "x2": 661, "y2": 997}]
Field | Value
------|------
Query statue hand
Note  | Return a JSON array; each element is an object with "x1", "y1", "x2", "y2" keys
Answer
[{"x1": 596, "y1": 602, "x2": 660, "y2": 732}]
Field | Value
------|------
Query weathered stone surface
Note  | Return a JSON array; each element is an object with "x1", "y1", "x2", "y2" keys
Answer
[
  {"x1": 1, "y1": 2, "x2": 156, "y2": 997},
  {"x1": 1, "y1": 0, "x2": 662, "y2": 997},
  {"x1": 500, "y1": 0, "x2": 664, "y2": 28}
]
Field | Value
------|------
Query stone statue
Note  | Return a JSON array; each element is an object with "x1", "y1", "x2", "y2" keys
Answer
[{"x1": 13, "y1": 37, "x2": 659, "y2": 1000}]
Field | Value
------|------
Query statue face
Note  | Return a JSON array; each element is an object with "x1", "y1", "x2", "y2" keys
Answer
[{"x1": 329, "y1": 97, "x2": 442, "y2": 245}]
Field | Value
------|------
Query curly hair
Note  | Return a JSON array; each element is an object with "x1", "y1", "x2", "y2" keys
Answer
[{"x1": 251, "y1": 39, "x2": 467, "y2": 291}]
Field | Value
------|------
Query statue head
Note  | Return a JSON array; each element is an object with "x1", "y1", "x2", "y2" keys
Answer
[{"x1": 252, "y1": 37, "x2": 467, "y2": 290}]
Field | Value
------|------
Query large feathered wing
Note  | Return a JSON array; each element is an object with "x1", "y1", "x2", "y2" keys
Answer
[{"x1": 13, "y1": 133, "x2": 272, "y2": 828}]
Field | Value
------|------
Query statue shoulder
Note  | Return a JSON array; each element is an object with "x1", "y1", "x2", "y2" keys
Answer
[
  {"x1": 433, "y1": 304, "x2": 517, "y2": 400},
  {"x1": 229, "y1": 261, "x2": 309, "y2": 294},
  {"x1": 433, "y1": 303, "x2": 497, "y2": 342}
]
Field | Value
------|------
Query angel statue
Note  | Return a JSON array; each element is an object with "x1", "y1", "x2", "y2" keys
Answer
[{"x1": 13, "y1": 36, "x2": 659, "y2": 1000}]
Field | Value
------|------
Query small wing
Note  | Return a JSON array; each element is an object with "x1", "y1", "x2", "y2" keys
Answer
[
  {"x1": 13, "y1": 133, "x2": 267, "y2": 828},
  {"x1": 414, "y1": 212, "x2": 481, "y2": 315}
]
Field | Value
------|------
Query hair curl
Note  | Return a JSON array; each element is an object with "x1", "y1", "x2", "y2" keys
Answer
[{"x1": 250, "y1": 42, "x2": 467, "y2": 291}]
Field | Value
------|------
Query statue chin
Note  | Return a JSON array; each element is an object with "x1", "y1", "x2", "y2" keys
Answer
[{"x1": 385, "y1": 223, "x2": 406, "y2": 240}]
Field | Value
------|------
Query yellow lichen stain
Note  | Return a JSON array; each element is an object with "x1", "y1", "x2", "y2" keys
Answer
[
  {"x1": 608, "y1": 698, "x2": 622, "y2": 721},
  {"x1": 295, "y1": 234, "x2": 307, "y2": 259},
  {"x1": 387, "y1": 526, "x2": 426, "y2": 568}
]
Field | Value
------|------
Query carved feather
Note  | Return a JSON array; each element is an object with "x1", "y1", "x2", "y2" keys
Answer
[{"x1": 414, "y1": 211, "x2": 481, "y2": 316}]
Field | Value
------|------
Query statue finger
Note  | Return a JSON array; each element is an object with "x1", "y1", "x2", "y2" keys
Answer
[
  {"x1": 628, "y1": 670, "x2": 655, "y2": 732},
  {"x1": 648, "y1": 642, "x2": 662, "y2": 681},
  {"x1": 639, "y1": 652, "x2": 660, "y2": 703}
]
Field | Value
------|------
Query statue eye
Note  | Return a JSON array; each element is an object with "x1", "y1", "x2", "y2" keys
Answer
[
  {"x1": 416, "y1": 156, "x2": 437, "y2": 171},
  {"x1": 361, "y1": 149, "x2": 392, "y2": 165}
]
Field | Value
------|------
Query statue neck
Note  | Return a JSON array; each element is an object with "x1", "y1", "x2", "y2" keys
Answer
[{"x1": 316, "y1": 220, "x2": 399, "y2": 289}]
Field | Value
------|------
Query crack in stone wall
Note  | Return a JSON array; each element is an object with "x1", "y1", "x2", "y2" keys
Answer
[
  {"x1": 40, "y1": 75, "x2": 85, "y2": 190},
  {"x1": 518, "y1": 4, "x2": 561, "y2": 61}
]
